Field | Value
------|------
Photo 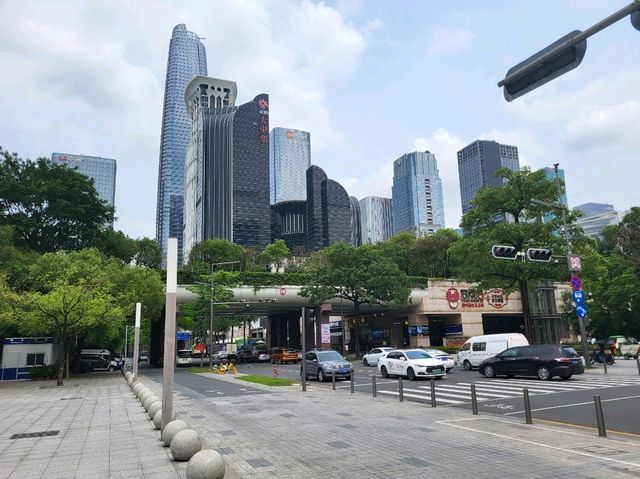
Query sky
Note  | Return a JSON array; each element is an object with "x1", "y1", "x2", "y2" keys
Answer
[{"x1": 0, "y1": 0, "x2": 638, "y2": 239}]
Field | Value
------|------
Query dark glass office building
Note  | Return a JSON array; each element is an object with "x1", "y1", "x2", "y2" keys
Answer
[
  {"x1": 271, "y1": 201, "x2": 307, "y2": 251},
  {"x1": 183, "y1": 77, "x2": 271, "y2": 259},
  {"x1": 349, "y1": 196, "x2": 362, "y2": 246},
  {"x1": 305, "y1": 165, "x2": 351, "y2": 251}
]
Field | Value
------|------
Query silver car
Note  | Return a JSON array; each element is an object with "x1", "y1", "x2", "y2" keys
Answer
[{"x1": 301, "y1": 350, "x2": 354, "y2": 382}]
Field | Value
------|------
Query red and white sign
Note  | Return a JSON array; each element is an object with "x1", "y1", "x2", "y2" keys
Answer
[{"x1": 279, "y1": 287, "x2": 287, "y2": 296}]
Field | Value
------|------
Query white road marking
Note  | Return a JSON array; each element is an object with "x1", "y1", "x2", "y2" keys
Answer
[{"x1": 503, "y1": 394, "x2": 640, "y2": 416}]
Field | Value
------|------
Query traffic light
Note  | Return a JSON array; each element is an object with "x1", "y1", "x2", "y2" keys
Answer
[
  {"x1": 499, "y1": 30, "x2": 586, "y2": 102},
  {"x1": 526, "y1": 248, "x2": 553, "y2": 262},
  {"x1": 632, "y1": 10, "x2": 640, "y2": 31},
  {"x1": 491, "y1": 245, "x2": 518, "y2": 260}
]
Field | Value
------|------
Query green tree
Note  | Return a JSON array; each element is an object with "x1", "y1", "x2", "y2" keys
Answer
[
  {"x1": 17, "y1": 249, "x2": 124, "y2": 385},
  {"x1": 133, "y1": 237, "x2": 162, "y2": 269},
  {"x1": 259, "y1": 239, "x2": 290, "y2": 271},
  {"x1": 186, "y1": 239, "x2": 245, "y2": 276},
  {"x1": 91, "y1": 229, "x2": 137, "y2": 264},
  {"x1": 300, "y1": 243, "x2": 410, "y2": 357},
  {"x1": 410, "y1": 229, "x2": 460, "y2": 277},
  {"x1": 450, "y1": 167, "x2": 569, "y2": 341},
  {"x1": 375, "y1": 233, "x2": 416, "y2": 274},
  {"x1": 0, "y1": 148, "x2": 114, "y2": 253},
  {"x1": 617, "y1": 207, "x2": 640, "y2": 270}
]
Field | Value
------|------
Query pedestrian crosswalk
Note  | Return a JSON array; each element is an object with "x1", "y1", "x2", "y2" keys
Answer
[{"x1": 377, "y1": 375, "x2": 640, "y2": 405}]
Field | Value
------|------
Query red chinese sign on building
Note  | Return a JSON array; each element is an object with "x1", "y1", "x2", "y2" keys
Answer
[
  {"x1": 258, "y1": 97, "x2": 269, "y2": 144},
  {"x1": 446, "y1": 287, "x2": 509, "y2": 310}
]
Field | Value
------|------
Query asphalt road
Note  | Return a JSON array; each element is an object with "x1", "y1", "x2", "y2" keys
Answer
[{"x1": 237, "y1": 359, "x2": 640, "y2": 436}]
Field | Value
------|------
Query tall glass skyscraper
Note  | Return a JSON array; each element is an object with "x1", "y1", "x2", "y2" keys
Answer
[
  {"x1": 51, "y1": 153, "x2": 117, "y2": 225},
  {"x1": 270, "y1": 128, "x2": 311, "y2": 204},
  {"x1": 392, "y1": 151, "x2": 444, "y2": 236},
  {"x1": 183, "y1": 76, "x2": 271, "y2": 260},
  {"x1": 542, "y1": 166, "x2": 568, "y2": 223},
  {"x1": 156, "y1": 24, "x2": 207, "y2": 265},
  {"x1": 359, "y1": 196, "x2": 393, "y2": 244},
  {"x1": 457, "y1": 140, "x2": 519, "y2": 215},
  {"x1": 349, "y1": 196, "x2": 362, "y2": 247}
]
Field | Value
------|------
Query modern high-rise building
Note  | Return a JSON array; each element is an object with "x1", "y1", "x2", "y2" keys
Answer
[
  {"x1": 457, "y1": 140, "x2": 519, "y2": 215},
  {"x1": 271, "y1": 201, "x2": 306, "y2": 251},
  {"x1": 360, "y1": 196, "x2": 393, "y2": 244},
  {"x1": 183, "y1": 76, "x2": 271, "y2": 260},
  {"x1": 349, "y1": 196, "x2": 362, "y2": 247},
  {"x1": 392, "y1": 151, "x2": 445, "y2": 236},
  {"x1": 51, "y1": 152, "x2": 117, "y2": 218},
  {"x1": 270, "y1": 128, "x2": 311, "y2": 204},
  {"x1": 305, "y1": 165, "x2": 351, "y2": 251},
  {"x1": 574, "y1": 202, "x2": 614, "y2": 218},
  {"x1": 542, "y1": 166, "x2": 568, "y2": 223},
  {"x1": 156, "y1": 24, "x2": 207, "y2": 265}
]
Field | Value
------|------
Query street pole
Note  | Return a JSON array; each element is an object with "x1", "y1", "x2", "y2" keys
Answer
[
  {"x1": 161, "y1": 238, "x2": 178, "y2": 429},
  {"x1": 132, "y1": 302, "x2": 141, "y2": 382},
  {"x1": 301, "y1": 306, "x2": 307, "y2": 392},
  {"x1": 554, "y1": 164, "x2": 590, "y2": 368},
  {"x1": 209, "y1": 263, "x2": 214, "y2": 369}
]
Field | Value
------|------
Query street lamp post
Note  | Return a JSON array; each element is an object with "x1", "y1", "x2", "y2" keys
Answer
[{"x1": 124, "y1": 324, "x2": 135, "y2": 366}]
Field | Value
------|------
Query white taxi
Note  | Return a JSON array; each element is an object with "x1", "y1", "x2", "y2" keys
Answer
[
  {"x1": 377, "y1": 349, "x2": 446, "y2": 381},
  {"x1": 422, "y1": 349, "x2": 455, "y2": 372}
]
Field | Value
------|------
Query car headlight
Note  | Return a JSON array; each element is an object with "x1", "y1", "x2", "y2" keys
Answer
[{"x1": 324, "y1": 365, "x2": 334, "y2": 369}]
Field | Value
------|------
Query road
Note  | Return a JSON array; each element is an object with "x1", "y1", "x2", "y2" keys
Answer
[{"x1": 237, "y1": 358, "x2": 640, "y2": 436}]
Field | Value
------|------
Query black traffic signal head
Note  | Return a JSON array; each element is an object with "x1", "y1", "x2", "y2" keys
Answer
[
  {"x1": 527, "y1": 248, "x2": 553, "y2": 262},
  {"x1": 491, "y1": 245, "x2": 518, "y2": 260}
]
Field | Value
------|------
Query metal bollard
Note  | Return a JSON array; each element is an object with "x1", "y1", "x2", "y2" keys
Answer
[
  {"x1": 430, "y1": 379, "x2": 437, "y2": 408},
  {"x1": 471, "y1": 384, "x2": 478, "y2": 415},
  {"x1": 332, "y1": 371, "x2": 336, "y2": 390},
  {"x1": 637, "y1": 356, "x2": 640, "y2": 375},
  {"x1": 523, "y1": 388, "x2": 532, "y2": 424},
  {"x1": 594, "y1": 395, "x2": 606, "y2": 437},
  {"x1": 350, "y1": 372, "x2": 355, "y2": 393},
  {"x1": 372, "y1": 376, "x2": 377, "y2": 397},
  {"x1": 398, "y1": 377, "x2": 404, "y2": 402},
  {"x1": 603, "y1": 360, "x2": 608, "y2": 374}
]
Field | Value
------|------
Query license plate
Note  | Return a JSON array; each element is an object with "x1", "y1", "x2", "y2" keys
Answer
[
  {"x1": 337, "y1": 369, "x2": 348, "y2": 374},
  {"x1": 432, "y1": 368, "x2": 443, "y2": 373}
]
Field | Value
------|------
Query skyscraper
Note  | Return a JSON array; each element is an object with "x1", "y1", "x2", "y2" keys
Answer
[
  {"x1": 156, "y1": 24, "x2": 207, "y2": 265},
  {"x1": 270, "y1": 128, "x2": 311, "y2": 204},
  {"x1": 542, "y1": 166, "x2": 568, "y2": 223},
  {"x1": 392, "y1": 151, "x2": 444, "y2": 236},
  {"x1": 51, "y1": 153, "x2": 117, "y2": 222},
  {"x1": 305, "y1": 165, "x2": 351, "y2": 251},
  {"x1": 457, "y1": 140, "x2": 519, "y2": 215},
  {"x1": 360, "y1": 196, "x2": 393, "y2": 244},
  {"x1": 349, "y1": 196, "x2": 362, "y2": 247},
  {"x1": 183, "y1": 76, "x2": 271, "y2": 260}
]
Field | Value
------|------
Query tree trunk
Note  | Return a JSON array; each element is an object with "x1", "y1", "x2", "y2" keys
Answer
[
  {"x1": 65, "y1": 336, "x2": 70, "y2": 379},
  {"x1": 519, "y1": 279, "x2": 535, "y2": 343},
  {"x1": 353, "y1": 302, "x2": 361, "y2": 358},
  {"x1": 57, "y1": 332, "x2": 66, "y2": 386}
]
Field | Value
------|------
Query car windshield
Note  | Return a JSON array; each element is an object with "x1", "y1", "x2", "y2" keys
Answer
[
  {"x1": 317, "y1": 351, "x2": 344, "y2": 362},
  {"x1": 405, "y1": 350, "x2": 431, "y2": 360},
  {"x1": 177, "y1": 351, "x2": 191, "y2": 358},
  {"x1": 561, "y1": 347, "x2": 579, "y2": 358},
  {"x1": 424, "y1": 350, "x2": 445, "y2": 355}
]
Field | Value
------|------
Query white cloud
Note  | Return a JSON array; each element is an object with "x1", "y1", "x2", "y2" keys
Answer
[
  {"x1": 426, "y1": 27, "x2": 476, "y2": 57},
  {"x1": 0, "y1": 0, "x2": 376, "y2": 238}
]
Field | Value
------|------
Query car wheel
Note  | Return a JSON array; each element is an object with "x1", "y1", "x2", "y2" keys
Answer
[
  {"x1": 463, "y1": 360, "x2": 472, "y2": 371},
  {"x1": 483, "y1": 365, "x2": 496, "y2": 378},
  {"x1": 108, "y1": 365, "x2": 115, "y2": 372},
  {"x1": 363, "y1": 358, "x2": 369, "y2": 367},
  {"x1": 559, "y1": 374, "x2": 572, "y2": 380},
  {"x1": 380, "y1": 366, "x2": 389, "y2": 378},
  {"x1": 536, "y1": 366, "x2": 551, "y2": 381},
  {"x1": 407, "y1": 368, "x2": 416, "y2": 381},
  {"x1": 318, "y1": 369, "x2": 325, "y2": 382},
  {"x1": 624, "y1": 354, "x2": 631, "y2": 360},
  {"x1": 446, "y1": 368, "x2": 452, "y2": 373}
]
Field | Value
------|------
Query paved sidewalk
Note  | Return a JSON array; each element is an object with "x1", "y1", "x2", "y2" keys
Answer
[
  {"x1": 0, "y1": 374, "x2": 186, "y2": 479},
  {"x1": 141, "y1": 371, "x2": 640, "y2": 479}
]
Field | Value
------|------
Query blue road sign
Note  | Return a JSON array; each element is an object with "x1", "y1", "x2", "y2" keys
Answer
[
  {"x1": 576, "y1": 304, "x2": 588, "y2": 318},
  {"x1": 572, "y1": 290, "x2": 585, "y2": 304}
]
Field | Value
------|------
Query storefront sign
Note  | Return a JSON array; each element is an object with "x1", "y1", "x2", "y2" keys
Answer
[
  {"x1": 321, "y1": 324, "x2": 331, "y2": 344},
  {"x1": 446, "y1": 287, "x2": 509, "y2": 310},
  {"x1": 486, "y1": 288, "x2": 509, "y2": 309},
  {"x1": 444, "y1": 324, "x2": 463, "y2": 336}
]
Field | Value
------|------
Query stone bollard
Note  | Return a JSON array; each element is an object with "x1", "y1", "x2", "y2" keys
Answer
[
  {"x1": 186, "y1": 450, "x2": 225, "y2": 478},
  {"x1": 133, "y1": 383, "x2": 146, "y2": 396},
  {"x1": 139, "y1": 390, "x2": 154, "y2": 405},
  {"x1": 124, "y1": 371, "x2": 133, "y2": 382},
  {"x1": 147, "y1": 401, "x2": 162, "y2": 420},
  {"x1": 153, "y1": 409, "x2": 174, "y2": 430},
  {"x1": 143, "y1": 395, "x2": 160, "y2": 412},
  {"x1": 161, "y1": 419, "x2": 188, "y2": 447},
  {"x1": 136, "y1": 387, "x2": 151, "y2": 399},
  {"x1": 170, "y1": 429, "x2": 202, "y2": 461}
]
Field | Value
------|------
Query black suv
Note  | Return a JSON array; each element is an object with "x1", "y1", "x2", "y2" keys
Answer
[{"x1": 479, "y1": 344, "x2": 584, "y2": 380}]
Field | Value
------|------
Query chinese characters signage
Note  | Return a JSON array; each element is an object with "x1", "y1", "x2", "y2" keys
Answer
[
  {"x1": 258, "y1": 97, "x2": 269, "y2": 144},
  {"x1": 446, "y1": 287, "x2": 509, "y2": 310}
]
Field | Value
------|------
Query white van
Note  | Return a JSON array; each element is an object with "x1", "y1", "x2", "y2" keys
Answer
[
  {"x1": 457, "y1": 333, "x2": 529, "y2": 370},
  {"x1": 176, "y1": 350, "x2": 193, "y2": 367}
]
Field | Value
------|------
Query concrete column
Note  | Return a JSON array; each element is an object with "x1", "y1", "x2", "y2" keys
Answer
[
  {"x1": 132, "y1": 302, "x2": 141, "y2": 382},
  {"x1": 162, "y1": 238, "x2": 178, "y2": 429}
]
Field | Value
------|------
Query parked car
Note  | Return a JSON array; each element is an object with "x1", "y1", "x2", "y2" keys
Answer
[
  {"x1": 139, "y1": 351, "x2": 149, "y2": 362},
  {"x1": 255, "y1": 350, "x2": 271, "y2": 362},
  {"x1": 218, "y1": 350, "x2": 237, "y2": 363},
  {"x1": 362, "y1": 347, "x2": 395, "y2": 367},
  {"x1": 378, "y1": 349, "x2": 446, "y2": 381},
  {"x1": 421, "y1": 349, "x2": 455, "y2": 372},
  {"x1": 479, "y1": 344, "x2": 584, "y2": 380},
  {"x1": 457, "y1": 333, "x2": 529, "y2": 371},
  {"x1": 270, "y1": 348, "x2": 299, "y2": 364},
  {"x1": 608, "y1": 336, "x2": 639, "y2": 359},
  {"x1": 176, "y1": 349, "x2": 193, "y2": 367},
  {"x1": 237, "y1": 349, "x2": 254, "y2": 362},
  {"x1": 301, "y1": 350, "x2": 354, "y2": 382},
  {"x1": 79, "y1": 354, "x2": 119, "y2": 372}
]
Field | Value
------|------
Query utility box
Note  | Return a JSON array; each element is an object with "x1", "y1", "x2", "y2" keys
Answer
[{"x1": 1, "y1": 337, "x2": 58, "y2": 381}]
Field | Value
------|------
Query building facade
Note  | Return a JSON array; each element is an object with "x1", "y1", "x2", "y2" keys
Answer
[
  {"x1": 359, "y1": 196, "x2": 393, "y2": 244},
  {"x1": 349, "y1": 196, "x2": 362, "y2": 247},
  {"x1": 574, "y1": 202, "x2": 614, "y2": 218},
  {"x1": 156, "y1": 24, "x2": 207, "y2": 265},
  {"x1": 305, "y1": 165, "x2": 351, "y2": 251},
  {"x1": 542, "y1": 166, "x2": 568, "y2": 223},
  {"x1": 183, "y1": 76, "x2": 271, "y2": 260},
  {"x1": 457, "y1": 140, "x2": 519, "y2": 215},
  {"x1": 392, "y1": 151, "x2": 444, "y2": 236},
  {"x1": 51, "y1": 152, "x2": 117, "y2": 211},
  {"x1": 270, "y1": 128, "x2": 311, "y2": 204},
  {"x1": 576, "y1": 210, "x2": 624, "y2": 238},
  {"x1": 271, "y1": 200, "x2": 307, "y2": 251}
]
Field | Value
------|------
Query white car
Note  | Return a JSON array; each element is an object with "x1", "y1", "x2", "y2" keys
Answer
[
  {"x1": 422, "y1": 349, "x2": 455, "y2": 372},
  {"x1": 378, "y1": 349, "x2": 446, "y2": 381},
  {"x1": 176, "y1": 350, "x2": 193, "y2": 367},
  {"x1": 362, "y1": 347, "x2": 395, "y2": 367}
]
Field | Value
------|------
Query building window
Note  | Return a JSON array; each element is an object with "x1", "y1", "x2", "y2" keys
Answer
[{"x1": 26, "y1": 353, "x2": 46, "y2": 366}]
